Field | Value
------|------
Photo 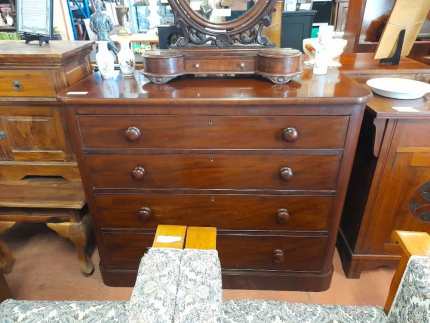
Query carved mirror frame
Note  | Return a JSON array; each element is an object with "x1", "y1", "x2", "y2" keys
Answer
[
  {"x1": 141, "y1": 0, "x2": 303, "y2": 84},
  {"x1": 168, "y1": 0, "x2": 276, "y2": 47}
]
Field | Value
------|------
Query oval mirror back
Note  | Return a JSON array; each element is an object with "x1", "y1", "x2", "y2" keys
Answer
[
  {"x1": 187, "y1": 0, "x2": 258, "y2": 24},
  {"x1": 167, "y1": 0, "x2": 276, "y2": 47}
]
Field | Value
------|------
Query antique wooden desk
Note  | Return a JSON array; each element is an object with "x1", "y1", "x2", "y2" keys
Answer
[
  {"x1": 0, "y1": 41, "x2": 94, "y2": 275},
  {"x1": 60, "y1": 70, "x2": 370, "y2": 290}
]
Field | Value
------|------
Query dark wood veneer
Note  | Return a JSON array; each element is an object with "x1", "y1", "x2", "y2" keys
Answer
[
  {"x1": 93, "y1": 193, "x2": 333, "y2": 231},
  {"x1": 85, "y1": 153, "x2": 341, "y2": 190},
  {"x1": 78, "y1": 115, "x2": 349, "y2": 150}
]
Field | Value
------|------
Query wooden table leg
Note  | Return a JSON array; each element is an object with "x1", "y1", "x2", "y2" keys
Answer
[
  {"x1": 0, "y1": 273, "x2": 11, "y2": 302},
  {"x1": 0, "y1": 222, "x2": 16, "y2": 235},
  {"x1": 47, "y1": 213, "x2": 94, "y2": 276},
  {"x1": 0, "y1": 240, "x2": 14, "y2": 301}
]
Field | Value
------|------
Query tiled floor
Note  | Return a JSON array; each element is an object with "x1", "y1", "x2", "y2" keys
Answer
[{"x1": 3, "y1": 223, "x2": 394, "y2": 306}]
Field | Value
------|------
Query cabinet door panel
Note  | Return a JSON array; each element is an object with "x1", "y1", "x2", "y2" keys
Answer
[
  {"x1": 365, "y1": 120, "x2": 430, "y2": 254},
  {"x1": 0, "y1": 106, "x2": 69, "y2": 161},
  {"x1": 0, "y1": 117, "x2": 12, "y2": 160}
]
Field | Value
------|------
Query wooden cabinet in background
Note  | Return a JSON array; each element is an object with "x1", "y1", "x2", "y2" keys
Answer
[
  {"x1": 332, "y1": 0, "x2": 349, "y2": 32},
  {"x1": 0, "y1": 41, "x2": 92, "y2": 166},
  {"x1": 0, "y1": 41, "x2": 95, "y2": 275},
  {"x1": 338, "y1": 97, "x2": 430, "y2": 278},
  {"x1": 337, "y1": 53, "x2": 430, "y2": 278}
]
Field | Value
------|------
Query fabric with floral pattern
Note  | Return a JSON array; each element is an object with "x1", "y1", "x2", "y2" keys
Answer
[
  {"x1": 0, "y1": 300, "x2": 128, "y2": 323},
  {"x1": 388, "y1": 256, "x2": 430, "y2": 323},
  {"x1": 173, "y1": 249, "x2": 222, "y2": 323},
  {"x1": 222, "y1": 300, "x2": 387, "y2": 323},
  {"x1": 128, "y1": 248, "x2": 183, "y2": 323}
]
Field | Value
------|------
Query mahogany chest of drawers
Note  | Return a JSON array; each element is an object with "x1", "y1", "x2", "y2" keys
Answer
[{"x1": 61, "y1": 70, "x2": 370, "y2": 290}]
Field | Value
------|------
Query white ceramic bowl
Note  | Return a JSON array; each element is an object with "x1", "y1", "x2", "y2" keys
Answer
[{"x1": 366, "y1": 78, "x2": 430, "y2": 100}]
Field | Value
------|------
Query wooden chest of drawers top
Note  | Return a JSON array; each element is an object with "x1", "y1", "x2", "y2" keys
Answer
[
  {"x1": 59, "y1": 69, "x2": 370, "y2": 106},
  {"x1": 0, "y1": 41, "x2": 93, "y2": 100}
]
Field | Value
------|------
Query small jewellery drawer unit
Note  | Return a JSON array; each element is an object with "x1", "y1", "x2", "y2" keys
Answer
[{"x1": 62, "y1": 72, "x2": 370, "y2": 291}]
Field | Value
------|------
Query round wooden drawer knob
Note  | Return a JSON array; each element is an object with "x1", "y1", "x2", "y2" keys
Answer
[
  {"x1": 282, "y1": 127, "x2": 299, "y2": 142},
  {"x1": 131, "y1": 166, "x2": 146, "y2": 180},
  {"x1": 137, "y1": 207, "x2": 152, "y2": 221},
  {"x1": 12, "y1": 80, "x2": 22, "y2": 91},
  {"x1": 276, "y1": 208, "x2": 290, "y2": 224},
  {"x1": 273, "y1": 249, "x2": 284, "y2": 264},
  {"x1": 280, "y1": 167, "x2": 293, "y2": 181},
  {"x1": 125, "y1": 126, "x2": 142, "y2": 141}
]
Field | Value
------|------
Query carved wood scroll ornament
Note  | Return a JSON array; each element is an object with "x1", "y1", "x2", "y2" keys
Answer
[
  {"x1": 410, "y1": 181, "x2": 430, "y2": 222},
  {"x1": 168, "y1": 0, "x2": 276, "y2": 48}
]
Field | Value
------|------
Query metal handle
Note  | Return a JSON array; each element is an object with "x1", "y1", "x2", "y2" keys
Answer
[
  {"x1": 273, "y1": 249, "x2": 284, "y2": 264},
  {"x1": 137, "y1": 207, "x2": 152, "y2": 221},
  {"x1": 280, "y1": 167, "x2": 293, "y2": 181},
  {"x1": 239, "y1": 62, "x2": 246, "y2": 70},
  {"x1": 276, "y1": 208, "x2": 290, "y2": 224},
  {"x1": 282, "y1": 127, "x2": 299, "y2": 142},
  {"x1": 12, "y1": 80, "x2": 22, "y2": 91},
  {"x1": 0, "y1": 131, "x2": 6, "y2": 141},
  {"x1": 125, "y1": 126, "x2": 142, "y2": 142},
  {"x1": 131, "y1": 166, "x2": 146, "y2": 180},
  {"x1": 193, "y1": 63, "x2": 200, "y2": 69}
]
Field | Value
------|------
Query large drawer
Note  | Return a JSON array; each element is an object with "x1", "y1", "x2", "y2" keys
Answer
[
  {"x1": 100, "y1": 230, "x2": 327, "y2": 272},
  {"x1": 77, "y1": 115, "x2": 349, "y2": 150},
  {"x1": 0, "y1": 70, "x2": 56, "y2": 97},
  {"x1": 86, "y1": 153, "x2": 341, "y2": 190},
  {"x1": 93, "y1": 193, "x2": 333, "y2": 231}
]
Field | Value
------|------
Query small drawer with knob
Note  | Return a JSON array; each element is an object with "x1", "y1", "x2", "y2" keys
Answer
[
  {"x1": 217, "y1": 233, "x2": 327, "y2": 271},
  {"x1": 93, "y1": 193, "x2": 332, "y2": 231},
  {"x1": 86, "y1": 153, "x2": 340, "y2": 190},
  {"x1": 0, "y1": 70, "x2": 56, "y2": 97},
  {"x1": 77, "y1": 115, "x2": 348, "y2": 150},
  {"x1": 185, "y1": 58, "x2": 255, "y2": 73}
]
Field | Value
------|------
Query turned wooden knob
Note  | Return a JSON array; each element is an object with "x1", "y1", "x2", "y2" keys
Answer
[
  {"x1": 273, "y1": 249, "x2": 284, "y2": 264},
  {"x1": 276, "y1": 208, "x2": 290, "y2": 224},
  {"x1": 125, "y1": 126, "x2": 142, "y2": 141},
  {"x1": 131, "y1": 166, "x2": 146, "y2": 180},
  {"x1": 137, "y1": 207, "x2": 152, "y2": 221},
  {"x1": 12, "y1": 80, "x2": 22, "y2": 91},
  {"x1": 280, "y1": 167, "x2": 293, "y2": 181},
  {"x1": 282, "y1": 127, "x2": 299, "y2": 142}
]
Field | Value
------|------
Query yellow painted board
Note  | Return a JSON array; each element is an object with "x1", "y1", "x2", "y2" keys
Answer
[
  {"x1": 185, "y1": 226, "x2": 217, "y2": 250},
  {"x1": 152, "y1": 225, "x2": 187, "y2": 249},
  {"x1": 375, "y1": 0, "x2": 430, "y2": 59},
  {"x1": 392, "y1": 231, "x2": 430, "y2": 257}
]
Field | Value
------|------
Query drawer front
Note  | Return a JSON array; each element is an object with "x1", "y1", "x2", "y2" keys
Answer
[
  {"x1": 86, "y1": 153, "x2": 341, "y2": 190},
  {"x1": 78, "y1": 115, "x2": 349, "y2": 149},
  {"x1": 100, "y1": 231, "x2": 327, "y2": 272},
  {"x1": 0, "y1": 70, "x2": 56, "y2": 97},
  {"x1": 93, "y1": 193, "x2": 333, "y2": 231},
  {"x1": 185, "y1": 58, "x2": 255, "y2": 73},
  {"x1": 217, "y1": 233, "x2": 327, "y2": 271},
  {"x1": 100, "y1": 231, "x2": 153, "y2": 269}
]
